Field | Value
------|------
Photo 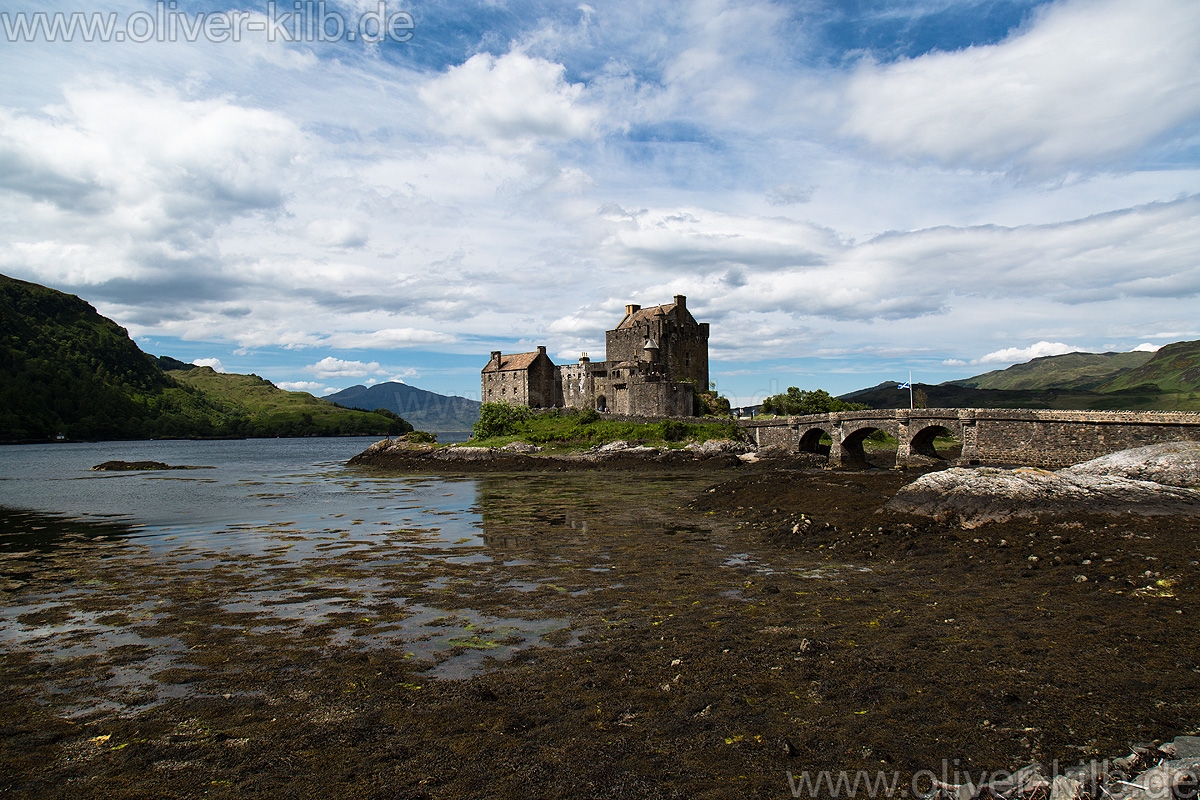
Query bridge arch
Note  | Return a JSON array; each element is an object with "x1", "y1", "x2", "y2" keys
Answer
[
  {"x1": 907, "y1": 422, "x2": 959, "y2": 461},
  {"x1": 797, "y1": 426, "x2": 830, "y2": 455},
  {"x1": 833, "y1": 418, "x2": 899, "y2": 468}
]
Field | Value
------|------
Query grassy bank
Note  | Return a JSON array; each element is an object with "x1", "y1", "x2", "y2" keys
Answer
[{"x1": 468, "y1": 403, "x2": 742, "y2": 450}]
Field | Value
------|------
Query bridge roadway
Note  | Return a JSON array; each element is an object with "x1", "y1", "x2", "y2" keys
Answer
[{"x1": 737, "y1": 408, "x2": 1200, "y2": 469}]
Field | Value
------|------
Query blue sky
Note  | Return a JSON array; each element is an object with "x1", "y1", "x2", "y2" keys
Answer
[{"x1": 2, "y1": 0, "x2": 1199, "y2": 406}]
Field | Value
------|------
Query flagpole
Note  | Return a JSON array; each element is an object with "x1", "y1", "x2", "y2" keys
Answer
[{"x1": 909, "y1": 370, "x2": 913, "y2": 410}]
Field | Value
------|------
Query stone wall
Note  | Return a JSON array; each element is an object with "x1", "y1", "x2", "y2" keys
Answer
[
  {"x1": 558, "y1": 361, "x2": 596, "y2": 410},
  {"x1": 963, "y1": 409, "x2": 1200, "y2": 468}
]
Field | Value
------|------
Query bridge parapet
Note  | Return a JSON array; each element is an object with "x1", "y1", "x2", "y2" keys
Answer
[{"x1": 737, "y1": 408, "x2": 1200, "y2": 468}]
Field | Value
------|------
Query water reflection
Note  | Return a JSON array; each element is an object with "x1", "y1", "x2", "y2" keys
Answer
[{"x1": 0, "y1": 442, "x2": 807, "y2": 723}]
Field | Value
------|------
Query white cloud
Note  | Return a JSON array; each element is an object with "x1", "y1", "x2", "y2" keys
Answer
[
  {"x1": 841, "y1": 0, "x2": 1200, "y2": 170},
  {"x1": 276, "y1": 380, "x2": 334, "y2": 394},
  {"x1": 1133, "y1": 342, "x2": 1162, "y2": 352},
  {"x1": 303, "y1": 218, "x2": 369, "y2": 249},
  {"x1": 0, "y1": 81, "x2": 305, "y2": 290},
  {"x1": 419, "y1": 50, "x2": 601, "y2": 148},
  {"x1": 976, "y1": 341, "x2": 1081, "y2": 365},
  {"x1": 304, "y1": 357, "x2": 382, "y2": 378},
  {"x1": 192, "y1": 358, "x2": 225, "y2": 372}
]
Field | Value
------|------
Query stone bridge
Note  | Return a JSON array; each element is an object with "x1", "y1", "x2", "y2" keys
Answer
[{"x1": 737, "y1": 408, "x2": 1200, "y2": 469}]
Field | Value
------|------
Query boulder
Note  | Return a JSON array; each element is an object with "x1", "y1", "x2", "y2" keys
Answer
[
  {"x1": 501, "y1": 441, "x2": 542, "y2": 454},
  {"x1": 684, "y1": 439, "x2": 754, "y2": 457},
  {"x1": 887, "y1": 464, "x2": 1200, "y2": 527},
  {"x1": 430, "y1": 446, "x2": 497, "y2": 462},
  {"x1": 1061, "y1": 441, "x2": 1200, "y2": 487}
]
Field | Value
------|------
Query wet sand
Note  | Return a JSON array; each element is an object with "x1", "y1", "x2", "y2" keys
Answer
[{"x1": 1, "y1": 462, "x2": 1197, "y2": 799}]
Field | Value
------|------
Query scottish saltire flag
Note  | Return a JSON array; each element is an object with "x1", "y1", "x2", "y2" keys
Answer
[{"x1": 897, "y1": 381, "x2": 911, "y2": 389}]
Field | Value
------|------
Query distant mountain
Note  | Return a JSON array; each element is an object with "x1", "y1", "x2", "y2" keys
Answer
[
  {"x1": 947, "y1": 350, "x2": 1154, "y2": 391},
  {"x1": 324, "y1": 382, "x2": 481, "y2": 433},
  {"x1": 0, "y1": 273, "x2": 411, "y2": 441}
]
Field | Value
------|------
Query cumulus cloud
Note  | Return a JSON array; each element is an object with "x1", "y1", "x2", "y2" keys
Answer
[
  {"x1": 1133, "y1": 342, "x2": 1162, "y2": 352},
  {"x1": 841, "y1": 0, "x2": 1200, "y2": 169},
  {"x1": 766, "y1": 183, "x2": 813, "y2": 206},
  {"x1": 192, "y1": 358, "x2": 226, "y2": 372},
  {"x1": 303, "y1": 218, "x2": 369, "y2": 249},
  {"x1": 976, "y1": 341, "x2": 1081, "y2": 365},
  {"x1": 0, "y1": 81, "x2": 305, "y2": 290},
  {"x1": 419, "y1": 50, "x2": 601, "y2": 148},
  {"x1": 277, "y1": 380, "x2": 335, "y2": 394},
  {"x1": 305, "y1": 357, "x2": 383, "y2": 378}
]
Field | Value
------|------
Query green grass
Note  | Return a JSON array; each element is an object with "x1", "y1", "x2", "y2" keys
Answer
[
  {"x1": 168, "y1": 367, "x2": 410, "y2": 437},
  {"x1": 467, "y1": 407, "x2": 742, "y2": 451}
]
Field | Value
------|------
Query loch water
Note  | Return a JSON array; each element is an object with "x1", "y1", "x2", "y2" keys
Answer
[{"x1": 0, "y1": 437, "x2": 750, "y2": 717}]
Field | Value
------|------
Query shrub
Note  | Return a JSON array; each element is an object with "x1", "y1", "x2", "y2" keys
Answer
[
  {"x1": 658, "y1": 419, "x2": 689, "y2": 442},
  {"x1": 473, "y1": 402, "x2": 533, "y2": 440}
]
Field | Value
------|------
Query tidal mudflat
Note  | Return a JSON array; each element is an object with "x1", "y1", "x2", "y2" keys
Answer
[{"x1": 1, "y1": 444, "x2": 1197, "y2": 798}]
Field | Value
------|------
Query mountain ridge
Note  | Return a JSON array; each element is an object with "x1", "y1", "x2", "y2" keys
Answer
[{"x1": 324, "y1": 382, "x2": 481, "y2": 433}]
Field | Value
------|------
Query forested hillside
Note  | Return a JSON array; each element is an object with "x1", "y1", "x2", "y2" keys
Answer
[{"x1": 0, "y1": 274, "x2": 411, "y2": 441}]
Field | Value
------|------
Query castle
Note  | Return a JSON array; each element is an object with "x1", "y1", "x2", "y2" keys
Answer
[{"x1": 481, "y1": 295, "x2": 710, "y2": 417}]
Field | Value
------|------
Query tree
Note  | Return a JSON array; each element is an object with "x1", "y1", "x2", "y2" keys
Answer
[
  {"x1": 698, "y1": 381, "x2": 731, "y2": 416},
  {"x1": 760, "y1": 387, "x2": 866, "y2": 416}
]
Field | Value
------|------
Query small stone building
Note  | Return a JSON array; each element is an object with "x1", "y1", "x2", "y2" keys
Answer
[
  {"x1": 480, "y1": 295, "x2": 710, "y2": 417},
  {"x1": 480, "y1": 346, "x2": 557, "y2": 407}
]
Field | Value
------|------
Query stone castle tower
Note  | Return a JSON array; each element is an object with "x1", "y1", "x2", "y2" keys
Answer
[{"x1": 481, "y1": 295, "x2": 709, "y2": 417}]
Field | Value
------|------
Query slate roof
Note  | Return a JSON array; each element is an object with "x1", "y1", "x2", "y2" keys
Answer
[
  {"x1": 482, "y1": 351, "x2": 545, "y2": 373},
  {"x1": 616, "y1": 301, "x2": 676, "y2": 329}
]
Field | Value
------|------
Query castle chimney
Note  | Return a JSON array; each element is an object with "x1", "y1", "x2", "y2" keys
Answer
[
  {"x1": 579, "y1": 353, "x2": 590, "y2": 363},
  {"x1": 625, "y1": 303, "x2": 641, "y2": 316},
  {"x1": 674, "y1": 294, "x2": 686, "y2": 310},
  {"x1": 537, "y1": 345, "x2": 546, "y2": 355},
  {"x1": 490, "y1": 350, "x2": 501, "y2": 366}
]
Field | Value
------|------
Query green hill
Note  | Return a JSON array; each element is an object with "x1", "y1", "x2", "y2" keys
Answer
[
  {"x1": 843, "y1": 341, "x2": 1200, "y2": 412},
  {"x1": 168, "y1": 368, "x2": 413, "y2": 438},
  {"x1": 0, "y1": 273, "x2": 411, "y2": 441},
  {"x1": 1097, "y1": 340, "x2": 1200, "y2": 393},
  {"x1": 948, "y1": 350, "x2": 1153, "y2": 391}
]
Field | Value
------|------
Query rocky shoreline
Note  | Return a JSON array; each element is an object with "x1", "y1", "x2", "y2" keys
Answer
[{"x1": 347, "y1": 437, "x2": 827, "y2": 472}]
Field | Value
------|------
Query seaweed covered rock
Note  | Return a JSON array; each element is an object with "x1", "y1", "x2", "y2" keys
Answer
[
  {"x1": 887, "y1": 455, "x2": 1200, "y2": 527},
  {"x1": 1061, "y1": 441, "x2": 1200, "y2": 487}
]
